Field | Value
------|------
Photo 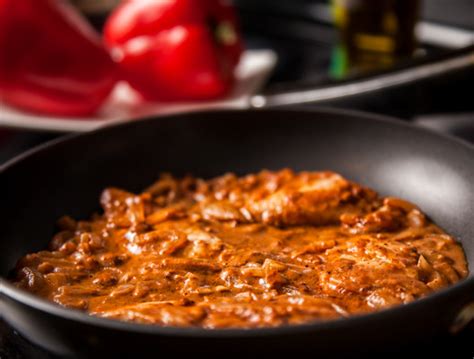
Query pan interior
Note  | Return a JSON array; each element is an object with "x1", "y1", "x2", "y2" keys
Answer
[{"x1": 1, "y1": 109, "x2": 473, "y2": 279}]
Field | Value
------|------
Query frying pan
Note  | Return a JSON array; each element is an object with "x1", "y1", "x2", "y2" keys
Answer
[{"x1": 1, "y1": 108, "x2": 473, "y2": 357}]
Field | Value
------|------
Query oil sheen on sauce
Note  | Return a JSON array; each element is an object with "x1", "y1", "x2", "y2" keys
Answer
[{"x1": 13, "y1": 170, "x2": 468, "y2": 328}]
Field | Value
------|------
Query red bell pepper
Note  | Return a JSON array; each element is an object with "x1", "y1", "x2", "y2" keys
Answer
[
  {"x1": 0, "y1": 0, "x2": 117, "y2": 116},
  {"x1": 104, "y1": 0, "x2": 243, "y2": 101}
]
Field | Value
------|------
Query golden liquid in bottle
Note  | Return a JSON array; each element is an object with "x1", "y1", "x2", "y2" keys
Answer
[{"x1": 332, "y1": 0, "x2": 421, "y2": 76}]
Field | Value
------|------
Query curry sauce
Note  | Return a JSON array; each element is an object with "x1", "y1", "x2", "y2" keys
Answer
[{"x1": 13, "y1": 170, "x2": 468, "y2": 328}]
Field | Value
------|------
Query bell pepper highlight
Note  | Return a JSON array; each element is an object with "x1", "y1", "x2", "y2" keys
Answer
[{"x1": 104, "y1": 0, "x2": 243, "y2": 101}]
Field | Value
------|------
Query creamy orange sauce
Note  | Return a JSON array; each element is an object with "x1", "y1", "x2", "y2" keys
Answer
[{"x1": 13, "y1": 170, "x2": 468, "y2": 328}]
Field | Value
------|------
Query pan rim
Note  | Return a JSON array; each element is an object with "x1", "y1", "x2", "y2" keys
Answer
[
  {"x1": 1, "y1": 106, "x2": 473, "y2": 337},
  {"x1": 1, "y1": 106, "x2": 473, "y2": 173}
]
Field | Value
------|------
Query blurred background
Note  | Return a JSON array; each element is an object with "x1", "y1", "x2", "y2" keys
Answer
[
  {"x1": 71, "y1": 0, "x2": 474, "y2": 116},
  {"x1": 1, "y1": 0, "x2": 473, "y2": 165}
]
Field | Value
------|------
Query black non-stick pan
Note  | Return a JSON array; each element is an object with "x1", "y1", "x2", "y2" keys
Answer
[{"x1": 1, "y1": 108, "x2": 473, "y2": 357}]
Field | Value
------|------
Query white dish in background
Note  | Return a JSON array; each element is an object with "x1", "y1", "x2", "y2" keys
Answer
[{"x1": 0, "y1": 50, "x2": 276, "y2": 133}]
